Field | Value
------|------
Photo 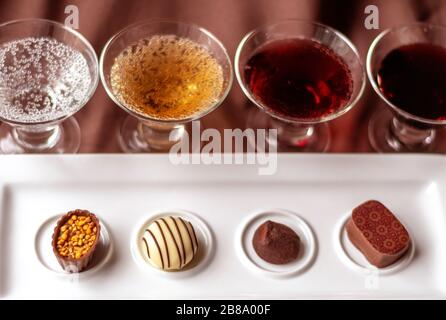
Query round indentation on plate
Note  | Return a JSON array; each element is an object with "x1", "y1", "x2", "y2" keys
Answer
[
  {"x1": 131, "y1": 210, "x2": 214, "y2": 278},
  {"x1": 335, "y1": 213, "x2": 415, "y2": 275},
  {"x1": 236, "y1": 209, "x2": 317, "y2": 278},
  {"x1": 34, "y1": 214, "x2": 113, "y2": 277}
]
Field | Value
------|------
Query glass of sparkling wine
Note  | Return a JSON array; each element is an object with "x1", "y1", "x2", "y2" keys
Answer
[
  {"x1": 0, "y1": 19, "x2": 99, "y2": 154},
  {"x1": 100, "y1": 20, "x2": 233, "y2": 153}
]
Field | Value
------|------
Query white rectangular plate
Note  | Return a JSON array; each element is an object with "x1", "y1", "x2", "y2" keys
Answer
[{"x1": 0, "y1": 154, "x2": 446, "y2": 299}]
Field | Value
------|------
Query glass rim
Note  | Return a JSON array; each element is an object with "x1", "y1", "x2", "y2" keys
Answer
[
  {"x1": 0, "y1": 18, "x2": 99, "y2": 126},
  {"x1": 99, "y1": 19, "x2": 234, "y2": 124},
  {"x1": 367, "y1": 22, "x2": 446, "y2": 125},
  {"x1": 234, "y1": 19, "x2": 366, "y2": 125}
]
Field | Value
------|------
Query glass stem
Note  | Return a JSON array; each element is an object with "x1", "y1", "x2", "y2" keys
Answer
[
  {"x1": 12, "y1": 124, "x2": 61, "y2": 151},
  {"x1": 270, "y1": 117, "x2": 315, "y2": 148},
  {"x1": 387, "y1": 116, "x2": 435, "y2": 151},
  {"x1": 137, "y1": 120, "x2": 185, "y2": 151}
]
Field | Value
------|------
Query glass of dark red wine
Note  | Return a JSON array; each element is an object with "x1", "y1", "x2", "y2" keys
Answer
[
  {"x1": 235, "y1": 20, "x2": 365, "y2": 152},
  {"x1": 368, "y1": 23, "x2": 446, "y2": 153}
]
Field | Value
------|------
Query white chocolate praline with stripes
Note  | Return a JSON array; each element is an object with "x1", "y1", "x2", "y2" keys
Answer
[{"x1": 142, "y1": 216, "x2": 199, "y2": 270}]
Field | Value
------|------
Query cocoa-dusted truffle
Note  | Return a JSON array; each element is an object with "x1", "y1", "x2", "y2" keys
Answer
[
  {"x1": 52, "y1": 209, "x2": 101, "y2": 273},
  {"x1": 252, "y1": 220, "x2": 300, "y2": 264},
  {"x1": 346, "y1": 200, "x2": 410, "y2": 268}
]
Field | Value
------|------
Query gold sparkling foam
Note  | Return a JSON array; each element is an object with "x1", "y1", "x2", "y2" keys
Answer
[{"x1": 110, "y1": 35, "x2": 224, "y2": 121}]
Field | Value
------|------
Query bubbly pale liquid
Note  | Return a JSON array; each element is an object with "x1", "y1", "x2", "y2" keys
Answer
[
  {"x1": 0, "y1": 37, "x2": 92, "y2": 123},
  {"x1": 110, "y1": 35, "x2": 224, "y2": 121}
]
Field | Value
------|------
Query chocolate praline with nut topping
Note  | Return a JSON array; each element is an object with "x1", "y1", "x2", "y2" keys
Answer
[{"x1": 52, "y1": 209, "x2": 101, "y2": 273}]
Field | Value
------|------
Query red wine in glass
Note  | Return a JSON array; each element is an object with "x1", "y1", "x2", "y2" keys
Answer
[
  {"x1": 244, "y1": 38, "x2": 353, "y2": 120},
  {"x1": 377, "y1": 43, "x2": 446, "y2": 121}
]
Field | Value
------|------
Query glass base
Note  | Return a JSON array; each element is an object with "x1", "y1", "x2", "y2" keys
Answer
[
  {"x1": 118, "y1": 115, "x2": 186, "y2": 153},
  {"x1": 368, "y1": 107, "x2": 446, "y2": 153},
  {"x1": 246, "y1": 107, "x2": 330, "y2": 152},
  {"x1": 0, "y1": 117, "x2": 81, "y2": 154}
]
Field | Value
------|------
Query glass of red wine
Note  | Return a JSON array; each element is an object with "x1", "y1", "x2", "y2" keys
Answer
[
  {"x1": 235, "y1": 20, "x2": 365, "y2": 152},
  {"x1": 368, "y1": 23, "x2": 446, "y2": 153}
]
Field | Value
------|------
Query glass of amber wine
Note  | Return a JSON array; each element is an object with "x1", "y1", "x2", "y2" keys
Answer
[{"x1": 100, "y1": 20, "x2": 232, "y2": 152}]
